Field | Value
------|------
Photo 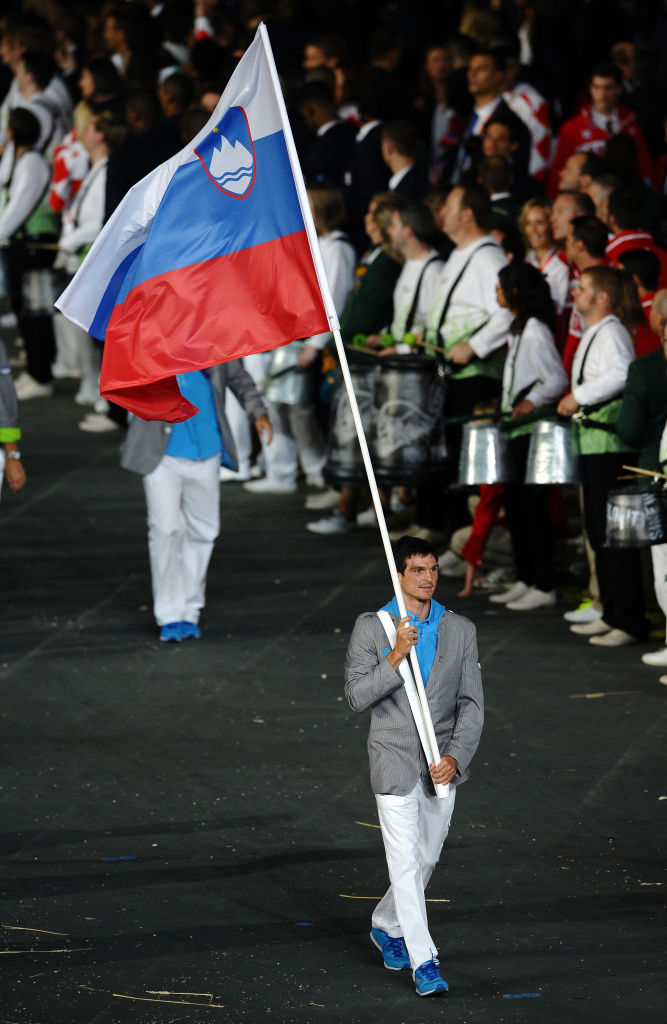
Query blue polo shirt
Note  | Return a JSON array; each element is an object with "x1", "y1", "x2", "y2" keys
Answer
[
  {"x1": 380, "y1": 595, "x2": 445, "y2": 685},
  {"x1": 166, "y1": 370, "x2": 224, "y2": 461}
]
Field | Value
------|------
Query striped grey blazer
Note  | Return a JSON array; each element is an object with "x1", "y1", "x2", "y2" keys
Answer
[{"x1": 344, "y1": 607, "x2": 484, "y2": 796}]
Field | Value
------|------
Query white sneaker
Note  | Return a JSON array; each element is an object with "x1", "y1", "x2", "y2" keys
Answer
[
  {"x1": 74, "y1": 387, "x2": 99, "y2": 405},
  {"x1": 219, "y1": 466, "x2": 251, "y2": 483},
  {"x1": 78, "y1": 413, "x2": 119, "y2": 432},
  {"x1": 438, "y1": 549, "x2": 467, "y2": 577},
  {"x1": 563, "y1": 599, "x2": 602, "y2": 624},
  {"x1": 15, "y1": 374, "x2": 53, "y2": 400},
  {"x1": 570, "y1": 618, "x2": 610, "y2": 636},
  {"x1": 243, "y1": 477, "x2": 297, "y2": 495},
  {"x1": 356, "y1": 506, "x2": 394, "y2": 529},
  {"x1": 506, "y1": 587, "x2": 557, "y2": 611},
  {"x1": 659, "y1": 676, "x2": 667, "y2": 686},
  {"x1": 306, "y1": 511, "x2": 355, "y2": 535},
  {"x1": 641, "y1": 647, "x2": 667, "y2": 666},
  {"x1": 589, "y1": 628, "x2": 636, "y2": 647},
  {"x1": 478, "y1": 567, "x2": 516, "y2": 591},
  {"x1": 305, "y1": 487, "x2": 340, "y2": 510},
  {"x1": 488, "y1": 581, "x2": 528, "y2": 605}
]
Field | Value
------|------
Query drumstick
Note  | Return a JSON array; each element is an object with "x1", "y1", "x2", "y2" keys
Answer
[{"x1": 621, "y1": 464, "x2": 667, "y2": 481}]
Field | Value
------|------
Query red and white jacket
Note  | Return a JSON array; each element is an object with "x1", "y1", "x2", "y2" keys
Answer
[
  {"x1": 606, "y1": 230, "x2": 667, "y2": 289},
  {"x1": 547, "y1": 103, "x2": 654, "y2": 197},
  {"x1": 504, "y1": 81, "x2": 552, "y2": 183}
]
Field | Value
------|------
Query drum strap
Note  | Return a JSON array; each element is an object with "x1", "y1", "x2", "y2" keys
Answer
[
  {"x1": 576, "y1": 325, "x2": 603, "y2": 386},
  {"x1": 404, "y1": 256, "x2": 442, "y2": 335},
  {"x1": 435, "y1": 242, "x2": 497, "y2": 337}
]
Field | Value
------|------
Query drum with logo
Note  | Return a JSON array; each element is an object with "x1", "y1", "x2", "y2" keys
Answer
[
  {"x1": 371, "y1": 356, "x2": 447, "y2": 486},
  {"x1": 605, "y1": 483, "x2": 667, "y2": 548},
  {"x1": 323, "y1": 352, "x2": 376, "y2": 485}
]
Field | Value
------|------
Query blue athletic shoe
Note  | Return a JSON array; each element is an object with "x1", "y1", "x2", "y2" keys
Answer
[
  {"x1": 159, "y1": 622, "x2": 182, "y2": 643},
  {"x1": 414, "y1": 959, "x2": 449, "y2": 996},
  {"x1": 370, "y1": 927, "x2": 410, "y2": 970},
  {"x1": 179, "y1": 621, "x2": 201, "y2": 640}
]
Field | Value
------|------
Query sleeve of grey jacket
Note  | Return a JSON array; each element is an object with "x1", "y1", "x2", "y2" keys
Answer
[
  {"x1": 0, "y1": 340, "x2": 19, "y2": 431},
  {"x1": 226, "y1": 359, "x2": 267, "y2": 423},
  {"x1": 443, "y1": 620, "x2": 484, "y2": 775},
  {"x1": 344, "y1": 613, "x2": 405, "y2": 713}
]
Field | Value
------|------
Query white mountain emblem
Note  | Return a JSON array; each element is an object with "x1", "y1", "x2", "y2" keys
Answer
[{"x1": 209, "y1": 135, "x2": 254, "y2": 195}]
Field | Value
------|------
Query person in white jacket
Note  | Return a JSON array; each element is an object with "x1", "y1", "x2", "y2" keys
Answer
[
  {"x1": 245, "y1": 181, "x2": 355, "y2": 494},
  {"x1": 53, "y1": 111, "x2": 126, "y2": 423},
  {"x1": 557, "y1": 265, "x2": 649, "y2": 646},
  {"x1": 489, "y1": 262, "x2": 568, "y2": 611}
]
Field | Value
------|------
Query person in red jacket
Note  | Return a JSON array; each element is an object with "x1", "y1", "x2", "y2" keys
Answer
[
  {"x1": 548, "y1": 63, "x2": 653, "y2": 198},
  {"x1": 605, "y1": 188, "x2": 667, "y2": 288}
]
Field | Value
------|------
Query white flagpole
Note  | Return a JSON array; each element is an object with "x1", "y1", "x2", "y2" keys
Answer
[{"x1": 259, "y1": 24, "x2": 447, "y2": 797}]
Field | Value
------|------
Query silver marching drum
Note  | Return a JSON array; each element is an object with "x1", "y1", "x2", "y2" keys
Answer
[
  {"x1": 263, "y1": 340, "x2": 312, "y2": 405},
  {"x1": 324, "y1": 357, "x2": 376, "y2": 485},
  {"x1": 605, "y1": 483, "x2": 667, "y2": 548},
  {"x1": 524, "y1": 419, "x2": 582, "y2": 485},
  {"x1": 457, "y1": 420, "x2": 516, "y2": 485}
]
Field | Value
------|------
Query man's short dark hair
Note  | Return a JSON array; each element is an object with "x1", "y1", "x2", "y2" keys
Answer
[
  {"x1": 19, "y1": 49, "x2": 55, "y2": 89},
  {"x1": 399, "y1": 201, "x2": 436, "y2": 243},
  {"x1": 483, "y1": 114, "x2": 519, "y2": 143},
  {"x1": 579, "y1": 151, "x2": 607, "y2": 180},
  {"x1": 306, "y1": 33, "x2": 346, "y2": 62},
  {"x1": 472, "y1": 47, "x2": 507, "y2": 72},
  {"x1": 589, "y1": 62, "x2": 623, "y2": 87},
  {"x1": 560, "y1": 189, "x2": 595, "y2": 218},
  {"x1": 459, "y1": 182, "x2": 492, "y2": 230},
  {"x1": 8, "y1": 107, "x2": 40, "y2": 148},
  {"x1": 381, "y1": 120, "x2": 417, "y2": 158},
  {"x1": 608, "y1": 187, "x2": 643, "y2": 230},
  {"x1": 394, "y1": 536, "x2": 437, "y2": 574},
  {"x1": 571, "y1": 215, "x2": 609, "y2": 259},
  {"x1": 617, "y1": 249, "x2": 661, "y2": 292},
  {"x1": 298, "y1": 79, "x2": 336, "y2": 111},
  {"x1": 160, "y1": 71, "x2": 195, "y2": 110},
  {"x1": 477, "y1": 155, "x2": 513, "y2": 194}
]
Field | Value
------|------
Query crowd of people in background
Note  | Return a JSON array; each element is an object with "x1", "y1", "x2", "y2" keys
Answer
[{"x1": 1, "y1": 0, "x2": 667, "y2": 664}]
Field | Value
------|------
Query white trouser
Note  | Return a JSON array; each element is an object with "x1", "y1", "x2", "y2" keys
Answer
[
  {"x1": 224, "y1": 387, "x2": 251, "y2": 476},
  {"x1": 143, "y1": 453, "x2": 220, "y2": 626},
  {"x1": 373, "y1": 776, "x2": 456, "y2": 972},
  {"x1": 651, "y1": 543, "x2": 667, "y2": 641}
]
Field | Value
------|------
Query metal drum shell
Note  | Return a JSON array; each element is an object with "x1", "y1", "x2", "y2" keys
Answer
[
  {"x1": 324, "y1": 358, "x2": 376, "y2": 486},
  {"x1": 605, "y1": 483, "x2": 667, "y2": 548},
  {"x1": 264, "y1": 340, "x2": 312, "y2": 405},
  {"x1": 458, "y1": 420, "x2": 517, "y2": 485},
  {"x1": 371, "y1": 355, "x2": 446, "y2": 486},
  {"x1": 524, "y1": 419, "x2": 582, "y2": 485},
  {"x1": 21, "y1": 268, "x2": 57, "y2": 317}
]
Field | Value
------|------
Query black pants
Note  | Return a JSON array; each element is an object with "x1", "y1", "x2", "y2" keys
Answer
[
  {"x1": 421, "y1": 373, "x2": 500, "y2": 535},
  {"x1": 19, "y1": 314, "x2": 55, "y2": 383},
  {"x1": 581, "y1": 452, "x2": 649, "y2": 638},
  {"x1": 502, "y1": 435, "x2": 554, "y2": 591}
]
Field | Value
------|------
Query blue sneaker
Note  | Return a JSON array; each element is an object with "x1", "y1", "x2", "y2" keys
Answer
[
  {"x1": 370, "y1": 927, "x2": 410, "y2": 970},
  {"x1": 179, "y1": 621, "x2": 201, "y2": 640},
  {"x1": 414, "y1": 959, "x2": 449, "y2": 996},
  {"x1": 159, "y1": 622, "x2": 182, "y2": 643}
]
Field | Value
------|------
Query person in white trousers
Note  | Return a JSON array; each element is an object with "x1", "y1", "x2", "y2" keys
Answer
[{"x1": 345, "y1": 535, "x2": 484, "y2": 996}]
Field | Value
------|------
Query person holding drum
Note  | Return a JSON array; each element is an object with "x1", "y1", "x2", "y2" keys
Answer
[
  {"x1": 489, "y1": 262, "x2": 568, "y2": 611},
  {"x1": 557, "y1": 265, "x2": 649, "y2": 647},
  {"x1": 617, "y1": 316, "x2": 667, "y2": 669},
  {"x1": 244, "y1": 181, "x2": 355, "y2": 496}
]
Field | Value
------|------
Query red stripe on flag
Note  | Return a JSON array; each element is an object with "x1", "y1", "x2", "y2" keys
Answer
[{"x1": 100, "y1": 230, "x2": 330, "y2": 420}]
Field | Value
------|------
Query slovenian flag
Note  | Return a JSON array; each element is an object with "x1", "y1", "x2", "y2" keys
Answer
[{"x1": 56, "y1": 25, "x2": 338, "y2": 421}]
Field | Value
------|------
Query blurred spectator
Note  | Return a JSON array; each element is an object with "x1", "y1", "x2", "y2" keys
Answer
[
  {"x1": 381, "y1": 120, "x2": 428, "y2": 199},
  {"x1": 299, "y1": 80, "x2": 356, "y2": 188}
]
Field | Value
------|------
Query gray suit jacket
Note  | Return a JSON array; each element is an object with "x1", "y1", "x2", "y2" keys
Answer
[
  {"x1": 120, "y1": 360, "x2": 266, "y2": 476},
  {"x1": 345, "y1": 608, "x2": 484, "y2": 796}
]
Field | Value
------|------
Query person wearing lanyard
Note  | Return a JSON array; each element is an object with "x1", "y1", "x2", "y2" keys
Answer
[
  {"x1": 345, "y1": 536, "x2": 483, "y2": 996},
  {"x1": 557, "y1": 265, "x2": 649, "y2": 647},
  {"x1": 488, "y1": 262, "x2": 568, "y2": 610},
  {"x1": 121, "y1": 361, "x2": 272, "y2": 642}
]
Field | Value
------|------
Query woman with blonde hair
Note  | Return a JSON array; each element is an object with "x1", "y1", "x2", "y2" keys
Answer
[{"x1": 519, "y1": 197, "x2": 569, "y2": 316}]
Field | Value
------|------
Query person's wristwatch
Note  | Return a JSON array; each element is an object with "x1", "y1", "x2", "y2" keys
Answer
[{"x1": 6, "y1": 450, "x2": 21, "y2": 460}]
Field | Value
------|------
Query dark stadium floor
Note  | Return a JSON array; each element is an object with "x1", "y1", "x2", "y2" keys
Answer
[{"x1": 0, "y1": 384, "x2": 664, "y2": 1024}]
